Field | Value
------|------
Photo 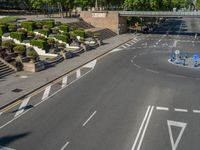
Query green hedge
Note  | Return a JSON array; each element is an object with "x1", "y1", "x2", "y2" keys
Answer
[
  {"x1": 37, "y1": 29, "x2": 50, "y2": 36},
  {"x1": 13, "y1": 44, "x2": 26, "y2": 54},
  {"x1": 59, "y1": 25, "x2": 69, "y2": 32},
  {"x1": 0, "y1": 25, "x2": 7, "y2": 36},
  {"x1": 8, "y1": 24, "x2": 17, "y2": 32},
  {"x1": 21, "y1": 21, "x2": 36, "y2": 31},
  {"x1": 30, "y1": 40, "x2": 48, "y2": 51},
  {"x1": 0, "y1": 17, "x2": 18, "y2": 24},
  {"x1": 74, "y1": 29, "x2": 85, "y2": 38},
  {"x1": 10, "y1": 32, "x2": 25, "y2": 42},
  {"x1": 40, "y1": 20, "x2": 55, "y2": 28},
  {"x1": 54, "y1": 35, "x2": 69, "y2": 43}
]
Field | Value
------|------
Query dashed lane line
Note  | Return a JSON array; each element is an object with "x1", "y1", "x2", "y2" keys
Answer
[
  {"x1": 14, "y1": 97, "x2": 31, "y2": 117},
  {"x1": 193, "y1": 110, "x2": 200, "y2": 113},
  {"x1": 76, "y1": 69, "x2": 81, "y2": 79},
  {"x1": 156, "y1": 106, "x2": 169, "y2": 111},
  {"x1": 62, "y1": 76, "x2": 68, "y2": 88},
  {"x1": 42, "y1": 85, "x2": 52, "y2": 101},
  {"x1": 134, "y1": 64, "x2": 141, "y2": 69},
  {"x1": 145, "y1": 69, "x2": 159, "y2": 74},
  {"x1": 60, "y1": 141, "x2": 70, "y2": 150},
  {"x1": 82, "y1": 111, "x2": 97, "y2": 127},
  {"x1": 174, "y1": 108, "x2": 188, "y2": 113}
]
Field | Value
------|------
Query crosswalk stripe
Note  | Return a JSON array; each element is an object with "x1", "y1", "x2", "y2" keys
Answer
[
  {"x1": 62, "y1": 76, "x2": 68, "y2": 88},
  {"x1": 42, "y1": 85, "x2": 51, "y2": 100},
  {"x1": 125, "y1": 43, "x2": 131, "y2": 46},
  {"x1": 15, "y1": 97, "x2": 30, "y2": 117},
  {"x1": 0, "y1": 112, "x2": 3, "y2": 116},
  {"x1": 122, "y1": 45, "x2": 127, "y2": 48},
  {"x1": 76, "y1": 69, "x2": 81, "y2": 78}
]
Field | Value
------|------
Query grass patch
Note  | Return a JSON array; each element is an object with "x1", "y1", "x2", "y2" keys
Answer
[{"x1": 0, "y1": 16, "x2": 18, "y2": 24}]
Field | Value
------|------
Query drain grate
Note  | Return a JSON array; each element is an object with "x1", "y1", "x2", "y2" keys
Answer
[{"x1": 12, "y1": 88, "x2": 23, "y2": 93}]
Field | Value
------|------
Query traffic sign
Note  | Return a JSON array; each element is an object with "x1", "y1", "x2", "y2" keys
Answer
[{"x1": 193, "y1": 53, "x2": 199, "y2": 62}]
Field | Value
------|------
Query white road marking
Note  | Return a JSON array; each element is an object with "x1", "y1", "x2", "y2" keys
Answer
[
  {"x1": 83, "y1": 111, "x2": 97, "y2": 127},
  {"x1": 0, "y1": 68, "x2": 94, "y2": 130},
  {"x1": 156, "y1": 106, "x2": 169, "y2": 111},
  {"x1": 83, "y1": 59, "x2": 97, "y2": 69},
  {"x1": 42, "y1": 85, "x2": 51, "y2": 100},
  {"x1": 122, "y1": 45, "x2": 127, "y2": 48},
  {"x1": 174, "y1": 108, "x2": 188, "y2": 112},
  {"x1": 131, "y1": 106, "x2": 151, "y2": 150},
  {"x1": 132, "y1": 56, "x2": 137, "y2": 60},
  {"x1": 167, "y1": 120, "x2": 187, "y2": 150},
  {"x1": 167, "y1": 74, "x2": 186, "y2": 78},
  {"x1": 134, "y1": 64, "x2": 141, "y2": 69},
  {"x1": 60, "y1": 141, "x2": 70, "y2": 150},
  {"x1": 193, "y1": 110, "x2": 200, "y2": 113},
  {"x1": 0, "y1": 112, "x2": 2, "y2": 116},
  {"x1": 173, "y1": 40, "x2": 177, "y2": 47},
  {"x1": 76, "y1": 69, "x2": 81, "y2": 78},
  {"x1": 62, "y1": 76, "x2": 68, "y2": 88},
  {"x1": 14, "y1": 97, "x2": 30, "y2": 117},
  {"x1": 137, "y1": 106, "x2": 154, "y2": 150},
  {"x1": 110, "y1": 48, "x2": 123, "y2": 53},
  {"x1": 0, "y1": 145, "x2": 16, "y2": 150},
  {"x1": 145, "y1": 69, "x2": 159, "y2": 74}
]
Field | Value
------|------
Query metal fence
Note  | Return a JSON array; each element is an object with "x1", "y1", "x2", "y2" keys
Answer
[{"x1": 119, "y1": 11, "x2": 200, "y2": 17}]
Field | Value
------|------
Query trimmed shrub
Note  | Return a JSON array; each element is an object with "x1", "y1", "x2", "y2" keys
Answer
[
  {"x1": 37, "y1": 29, "x2": 50, "y2": 36},
  {"x1": 30, "y1": 39, "x2": 48, "y2": 50},
  {"x1": 10, "y1": 32, "x2": 26, "y2": 42},
  {"x1": 28, "y1": 49, "x2": 38, "y2": 60},
  {"x1": 54, "y1": 35, "x2": 69, "y2": 43},
  {"x1": 74, "y1": 29, "x2": 85, "y2": 38},
  {"x1": 2, "y1": 40, "x2": 15, "y2": 52},
  {"x1": 21, "y1": 21, "x2": 36, "y2": 31},
  {"x1": 27, "y1": 31, "x2": 35, "y2": 38},
  {"x1": 41, "y1": 20, "x2": 55, "y2": 28},
  {"x1": 35, "y1": 22, "x2": 43, "y2": 29},
  {"x1": 59, "y1": 25, "x2": 69, "y2": 32},
  {"x1": 8, "y1": 24, "x2": 17, "y2": 32},
  {"x1": 0, "y1": 17, "x2": 18, "y2": 24},
  {"x1": 0, "y1": 25, "x2": 7, "y2": 36},
  {"x1": 13, "y1": 44, "x2": 26, "y2": 54}
]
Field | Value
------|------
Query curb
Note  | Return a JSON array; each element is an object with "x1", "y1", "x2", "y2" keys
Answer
[{"x1": 0, "y1": 34, "x2": 136, "y2": 111}]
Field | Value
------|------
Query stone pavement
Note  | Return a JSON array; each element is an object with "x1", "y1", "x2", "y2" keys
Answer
[{"x1": 0, "y1": 33, "x2": 136, "y2": 108}]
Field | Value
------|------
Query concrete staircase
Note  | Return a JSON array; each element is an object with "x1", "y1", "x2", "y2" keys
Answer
[
  {"x1": 68, "y1": 21, "x2": 94, "y2": 29},
  {"x1": 0, "y1": 58, "x2": 16, "y2": 78}
]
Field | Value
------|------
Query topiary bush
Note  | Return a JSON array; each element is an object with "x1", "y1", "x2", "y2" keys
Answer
[
  {"x1": 30, "y1": 39, "x2": 48, "y2": 51},
  {"x1": 13, "y1": 44, "x2": 26, "y2": 55},
  {"x1": 0, "y1": 25, "x2": 7, "y2": 36},
  {"x1": 28, "y1": 49, "x2": 38, "y2": 61},
  {"x1": 21, "y1": 21, "x2": 36, "y2": 31},
  {"x1": 74, "y1": 29, "x2": 85, "y2": 38},
  {"x1": 40, "y1": 20, "x2": 55, "y2": 28},
  {"x1": 10, "y1": 32, "x2": 26, "y2": 42},
  {"x1": 37, "y1": 29, "x2": 50, "y2": 36},
  {"x1": 59, "y1": 25, "x2": 69, "y2": 32},
  {"x1": 2, "y1": 40, "x2": 15, "y2": 52},
  {"x1": 8, "y1": 24, "x2": 17, "y2": 32},
  {"x1": 54, "y1": 35, "x2": 70, "y2": 43}
]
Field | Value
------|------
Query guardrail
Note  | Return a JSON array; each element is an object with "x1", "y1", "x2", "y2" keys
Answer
[{"x1": 119, "y1": 11, "x2": 200, "y2": 17}]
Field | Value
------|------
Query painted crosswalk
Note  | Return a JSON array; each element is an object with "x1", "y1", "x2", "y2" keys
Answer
[
  {"x1": 62, "y1": 76, "x2": 68, "y2": 88},
  {"x1": 14, "y1": 97, "x2": 30, "y2": 117}
]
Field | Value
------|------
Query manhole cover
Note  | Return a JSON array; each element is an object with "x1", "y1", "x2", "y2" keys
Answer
[{"x1": 12, "y1": 88, "x2": 23, "y2": 93}]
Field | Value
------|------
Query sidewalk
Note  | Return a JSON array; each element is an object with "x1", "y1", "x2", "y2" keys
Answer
[{"x1": 0, "y1": 33, "x2": 136, "y2": 108}]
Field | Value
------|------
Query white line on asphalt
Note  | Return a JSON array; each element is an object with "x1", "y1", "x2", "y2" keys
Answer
[
  {"x1": 145, "y1": 69, "x2": 159, "y2": 74},
  {"x1": 76, "y1": 69, "x2": 81, "y2": 78},
  {"x1": 131, "y1": 106, "x2": 151, "y2": 150},
  {"x1": 193, "y1": 110, "x2": 200, "y2": 113},
  {"x1": 60, "y1": 141, "x2": 70, "y2": 150},
  {"x1": 0, "y1": 68, "x2": 94, "y2": 130},
  {"x1": 167, "y1": 74, "x2": 186, "y2": 78},
  {"x1": 134, "y1": 64, "x2": 141, "y2": 69},
  {"x1": 14, "y1": 97, "x2": 30, "y2": 117},
  {"x1": 83, "y1": 111, "x2": 97, "y2": 127},
  {"x1": 174, "y1": 108, "x2": 188, "y2": 112},
  {"x1": 42, "y1": 85, "x2": 51, "y2": 100},
  {"x1": 156, "y1": 106, "x2": 169, "y2": 111},
  {"x1": 0, "y1": 112, "x2": 3, "y2": 116},
  {"x1": 132, "y1": 56, "x2": 137, "y2": 60},
  {"x1": 137, "y1": 106, "x2": 154, "y2": 150},
  {"x1": 125, "y1": 43, "x2": 131, "y2": 46},
  {"x1": 122, "y1": 45, "x2": 127, "y2": 48},
  {"x1": 62, "y1": 76, "x2": 68, "y2": 88},
  {"x1": 82, "y1": 59, "x2": 97, "y2": 69}
]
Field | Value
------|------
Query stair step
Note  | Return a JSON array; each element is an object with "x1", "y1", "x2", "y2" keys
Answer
[
  {"x1": 0, "y1": 66, "x2": 13, "y2": 72},
  {"x1": 0, "y1": 65, "x2": 9, "y2": 70},
  {"x1": 0, "y1": 69, "x2": 15, "y2": 78}
]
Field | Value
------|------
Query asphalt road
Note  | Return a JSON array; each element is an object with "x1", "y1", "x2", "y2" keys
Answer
[{"x1": 0, "y1": 18, "x2": 200, "y2": 150}]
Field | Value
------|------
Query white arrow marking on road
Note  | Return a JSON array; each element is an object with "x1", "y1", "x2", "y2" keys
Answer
[
  {"x1": 167, "y1": 120, "x2": 187, "y2": 150},
  {"x1": 62, "y1": 76, "x2": 68, "y2": 88},
  {"x1": 83, "y1": 59, "x2": 97, "y2": 69},
  {"x1": 0, "y1": 145, "x2": 16, "y2": 150},
  {"x1": 42, "y1": 85, "x2": 51, "y2": 100},
  {"x1": 15, "y1": 97, "x2": 31, "y2": 117}
]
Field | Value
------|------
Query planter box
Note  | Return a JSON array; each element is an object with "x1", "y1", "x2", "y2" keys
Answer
[{"x1": 23, "y1": 61, "x2": 45, "y2": 72}]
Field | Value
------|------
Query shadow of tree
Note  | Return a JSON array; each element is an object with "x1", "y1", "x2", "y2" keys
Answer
[{"x1": 0, "y1": 132, "x2": 31, "y2": 146}]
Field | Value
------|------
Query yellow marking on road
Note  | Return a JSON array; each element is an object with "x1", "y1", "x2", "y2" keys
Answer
[{"x1": 1, "y1": 100, "x2": 22, "y2": 113}]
